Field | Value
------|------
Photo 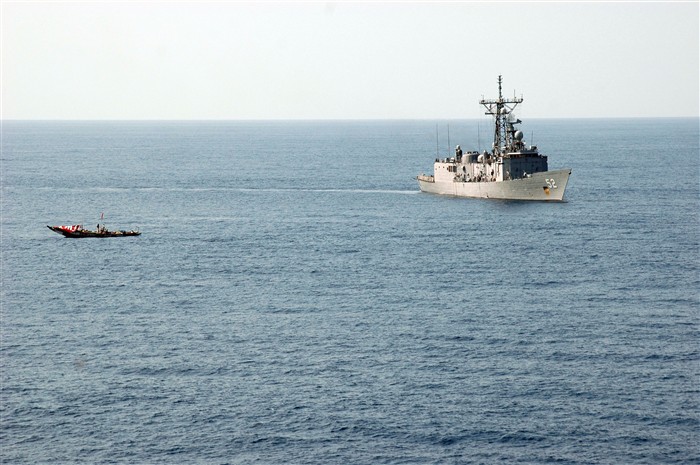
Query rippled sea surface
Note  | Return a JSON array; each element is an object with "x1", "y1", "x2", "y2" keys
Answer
[{"x1": 2, "y1": 119, "x2": 699, "y2": 464}]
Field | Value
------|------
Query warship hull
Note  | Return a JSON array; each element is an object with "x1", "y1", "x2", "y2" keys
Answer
[{"x1": 417, "y1": 168, "x2": 571, "y2": 201}]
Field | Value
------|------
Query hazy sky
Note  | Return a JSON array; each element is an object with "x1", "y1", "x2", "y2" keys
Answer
[{"x1": 2, "y1": 1, "x2": 698, "y2": 119}]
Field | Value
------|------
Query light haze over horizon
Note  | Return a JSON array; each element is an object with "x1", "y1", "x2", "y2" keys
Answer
[{"x1": 2, "y1": 1, "x2": 698, "y2": 120}]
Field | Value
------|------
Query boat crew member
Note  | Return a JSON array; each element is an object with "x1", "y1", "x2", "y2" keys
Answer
[{"x1": 455, "y1": 145, "x2": 463, "y2": 161}]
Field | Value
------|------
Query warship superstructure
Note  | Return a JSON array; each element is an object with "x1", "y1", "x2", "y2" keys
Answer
[{"x1": 417, "y1": 76, "x2": 571, "y2": 201}]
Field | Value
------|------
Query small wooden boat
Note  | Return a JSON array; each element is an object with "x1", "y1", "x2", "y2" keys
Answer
[{"x1": 47, "y1": 224, "x2": 141, "y2": 238}]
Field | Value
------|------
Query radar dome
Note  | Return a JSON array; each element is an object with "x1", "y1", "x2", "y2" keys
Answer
[{"x1": 514, "y1": 130, "x2": 524, "y2": 141}]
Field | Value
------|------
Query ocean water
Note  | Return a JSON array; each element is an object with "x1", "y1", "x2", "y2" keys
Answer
[{"x1": 1, "y1": 118, "x2": 698, "y2": 464}]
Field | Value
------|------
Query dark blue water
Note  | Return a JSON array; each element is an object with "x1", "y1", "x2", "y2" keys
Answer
[{"x1": 2, "y1": 119, "x2": 699, "y2": 464}]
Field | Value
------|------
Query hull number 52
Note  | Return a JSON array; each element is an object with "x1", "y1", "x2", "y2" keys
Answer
[{"x1": 545, "y1": 179, "x2": 558, "y2": 189}]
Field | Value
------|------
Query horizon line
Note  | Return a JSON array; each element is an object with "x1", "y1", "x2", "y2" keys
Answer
[{"x1": 2, "y1": 116, "x2": 698, "y2": 122}]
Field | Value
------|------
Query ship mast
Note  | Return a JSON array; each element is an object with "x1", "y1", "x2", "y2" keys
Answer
[{"x1": 479, "y1": 75, "x2": 523, "y2": 156}]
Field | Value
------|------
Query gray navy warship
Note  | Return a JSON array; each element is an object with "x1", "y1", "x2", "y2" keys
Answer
[{"x1": 417, "y1": 76, "x2": 571, "y2": 201}]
